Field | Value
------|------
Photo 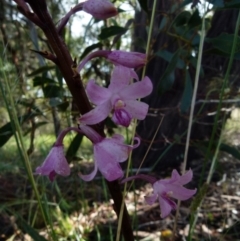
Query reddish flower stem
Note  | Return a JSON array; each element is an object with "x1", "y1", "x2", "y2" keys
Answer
[{"x1": 14, "y1": 0, "x2": 134, "y2": 240}]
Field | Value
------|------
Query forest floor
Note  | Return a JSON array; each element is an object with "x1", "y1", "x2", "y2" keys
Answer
[
  {"x1": 1, "y1": 122, "x2": 240, "y2": 241},
  {"x1": 0, "y1": 151, "x2": 240, "y2": 241}
]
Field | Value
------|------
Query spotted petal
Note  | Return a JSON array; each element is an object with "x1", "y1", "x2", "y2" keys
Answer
[{"x1": 35, "y1": 146, "x2": 70, "y2": 181}]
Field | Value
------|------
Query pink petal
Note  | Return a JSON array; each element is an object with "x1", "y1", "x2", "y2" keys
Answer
[
  {"x1": 132, "y1": 137, "x2": 141, "y2": 148},
  {"x1": 94, "y1": 144, "x2": 124, "y2": 181},
  {"x1": 79, "y1": 124, "x2": 103, "y2": 143},
  {"x1": 166, "y1": 169, "x2": 193, "y2": 185},
  {"x1": 130, "y1": 69, "x2": 140, "y2": 81},
  {"x1": 119, "y1": 76, "x2": 153, "y2": 100},
  {"x1": 96, "y1": 138, "x2": 129, "y2": 163},
  {"x1": 79, "y1": 100, "x2": 112, "y2": 125},
  {"x1": 49, "y1": 171, "x2": 57, "y2": 182},
  {"x1": 108, "y1": 66, "x2": 133, "y2": 92},
  {"x1": 78, "y1": 161, "x2": 98, "y2": 181},
  {"x1": 35, "y1": 146, "x2": 70, "y2": 177},
  {"x1": 86, "y1": 79, "x2": 112, "y2": 105},
  {"x1": 144, "y1": 193, "x2": 158, "y2": 205},
  {"x1": 159, "y1": 196, "x2": 176, "y2": 218},
  {"x1": 124, "y1": 100, "x2": 149, "y2": 120},
  {"x1": 53, "y1": 147, "x2": 71, "y2": 176},
  {"x1": 99, "y1": 161, "x2": 123, "y2": 181},
  {"x1": 177, "y1": 169, "x2": 193, "y2": 185},
  {"x1": 111, "y1": 134, "x2": 125, "y2": 142},
  {"x1": 166, "y1": 185, "x2": 197, "y2": 200}
]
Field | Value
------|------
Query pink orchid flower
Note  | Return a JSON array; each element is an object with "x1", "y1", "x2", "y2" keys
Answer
[
  {"x1": 78, "y1": 124, "x2": 140, "y2": 181},
  {"x1": 82, "y1": 0, "x2": 118, "y2": 19},
  {"x1": 145, "y1": 169, "x2": 197, "y2": 218},
  {"x1": 35, "y1": 145, "x2": 70, "y2": 181},
  {"x1": 121, "y1": 169, "x2": 197, "y2": 218},
  {"x1": 79, "y1": 65, "x2": 153, "y2": 127},
  {"x1": 35, "y1": 127, "x2": 79, "y2": 181}
]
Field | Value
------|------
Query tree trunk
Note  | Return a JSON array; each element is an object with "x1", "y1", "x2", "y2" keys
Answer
[{"x1": 132, "y1": 1, "x2": 240, "y2": 173}]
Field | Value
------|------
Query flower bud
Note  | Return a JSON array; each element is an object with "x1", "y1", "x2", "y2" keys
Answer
[
  {"x1": 83, "y1": 0, "x2": 118, "y2": 20},
  {"x1": 107, "y1": 50, "x2": 147, "y2": 68}
]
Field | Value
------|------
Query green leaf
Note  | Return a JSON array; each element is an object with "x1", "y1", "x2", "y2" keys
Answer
[
  {"x1": 19, "y1": 218, "x2": 48, "y2": 241},
  {"x1": 158, "y1": 72, "x2": 175, "y2": 95},
  {"x1": 33, "y1": 77, "x2": 56, "y2": 87},
  {"x1": 155, "y1": 50, "x2": 185, "y2": 69},
  {"x1": 206, "y1": 33, "x2": 240, "y2": 54},
  {"x1": 43, "y1": 85, "x2": 62, "y2": 98},
  {"x1": 137, "y1": 0, "x2": 149, "y2": 13},
  {"x1": 204, "y1": 48, "x2": 240, "y2": 60},
  {"x1": 27, "y1": 66, "x2": 55, "y2": 77},
  {"x1": 0, "y1": 113, "x2": 39, "y2": 147},
  {"x1": 220, "y1": 143, "x2": 240, "y2": 160},
  {"x1": 17, "y1": 99, "x2": 44, "y2": 115},
  {"x1": 56, "y1": 66, "x2": 63, "y2": 88},
  {"x1": 188, "y1": 9, "x2": 202, "y2": 29},
  {"x1": 49, "y1": 98, "x2": 69, "y2": 111},
  {"x1": 66, "y1": 133, "x2": 83, "y2": 159},
  {"x1": 159, "y1": 16, "x2": 168, "y2": 31},
  {"x1": 98, "y1": 26, "x2": 128, "y2": 40},
  {"x1": 180, "y1": 70, "x2": 193, "y2": 113},
  {"x1": 80, "y1": 42, "x2": 103, "y2": 60},
  {"x1": 133, "y1": 37, "x2": 146, "y2": 51},
  {"x1": 189, "y1": 57, "x2": 204, "y2": 77},
  {"x1": 24, "y1": 121, "x2": 48, "y2": 136},
  {"x1": 49, "y1": 97, "x2": 62, "y2": 107},
  {"x1": 207, "y1": 0, "x2": 224, "y2": 7},
  {"x1": 177, "y1": 0, "x2": 193, "y2": 9},
  {"x1": 173, "y1": 11, "x2": 191, "y2": 27},
  {"x1": 198, "y1": 141, "x2": 240, "y2": 161},
  {"x1": 224, "y1": 0, "x2": 240, "y2": 8},
  {"x1": 158, "y1": 49, "x2": 182, "y2": 95},
  {"x1": 57, "y1": 101, "x2": 69, "y2": 112}
]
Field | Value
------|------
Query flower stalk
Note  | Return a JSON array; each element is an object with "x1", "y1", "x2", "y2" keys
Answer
[{"x1": 13, "y1": 0, "x2": 134, "y2": 240}]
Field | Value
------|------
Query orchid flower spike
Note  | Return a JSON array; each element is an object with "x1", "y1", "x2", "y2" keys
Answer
[
  {"x1": 121, "y1": 169, "x2": 197, "y2": 218},
  {"x1": 35, "y1": 127, "x2": 80, "y2": 181},
  {"x1": 79, "y1": 65, "x2": 153, "y2": 127},
  {"x1": 77, "y1": 50, "x2": 147, "y2": 72},
  {"x1": 82, "y1": 0, "x2": 118, "y2": 19},
  {"x1": 78, "y1": 124, "x2": 140, "y2": 182}
]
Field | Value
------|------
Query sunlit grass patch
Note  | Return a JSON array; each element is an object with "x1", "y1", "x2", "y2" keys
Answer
[{"x1": 0, "y1": 130, "x2": 93, "y2": 174}]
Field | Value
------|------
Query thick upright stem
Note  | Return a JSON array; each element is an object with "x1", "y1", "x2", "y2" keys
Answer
[{"x1": 15, "y1": 1, "x2": 134, "y2": 240}]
